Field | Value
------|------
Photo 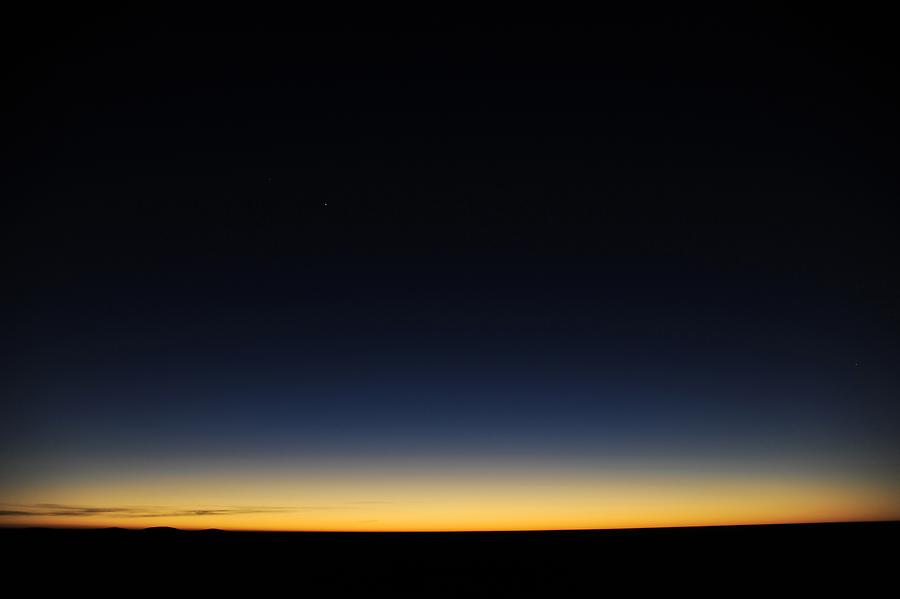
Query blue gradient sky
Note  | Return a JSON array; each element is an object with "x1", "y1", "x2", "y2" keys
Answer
[{"x1": 3, "y1": 21, "x2": 899, "y2": 529}]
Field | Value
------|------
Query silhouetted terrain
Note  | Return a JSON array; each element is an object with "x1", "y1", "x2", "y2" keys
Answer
[{"x1": 2, "y1": 522, "x2": 896, "y2": 592}]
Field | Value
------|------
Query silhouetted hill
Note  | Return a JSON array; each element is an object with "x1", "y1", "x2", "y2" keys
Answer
[
  {"x1": 141, "y1": 526, "x2": 180, "y2": 533},
  {"x1": 3, "y1": 522, "x2": 896, "y2": 593}
]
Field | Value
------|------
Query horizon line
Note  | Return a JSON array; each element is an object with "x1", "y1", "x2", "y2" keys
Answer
[{"x1": 3, "y1": 519, "x2": 897, "y2": 534}]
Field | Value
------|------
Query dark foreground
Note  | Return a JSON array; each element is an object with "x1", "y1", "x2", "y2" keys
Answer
[{"x1": 3, "y1": 521, "x2": 896, "y2": 593}]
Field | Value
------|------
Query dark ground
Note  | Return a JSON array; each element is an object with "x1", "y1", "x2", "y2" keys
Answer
[{"x1": 2, "y1": 521, "x2": 896, "y2": 593}]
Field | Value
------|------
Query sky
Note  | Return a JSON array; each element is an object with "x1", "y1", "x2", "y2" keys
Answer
[{"x1": 2, "y1": 13, "x2": 899, "y2": 531}]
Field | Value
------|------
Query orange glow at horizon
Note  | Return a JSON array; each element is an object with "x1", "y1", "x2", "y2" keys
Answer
[{"x1": 3, "y1": 469, "x2": 898, "y2": 532}]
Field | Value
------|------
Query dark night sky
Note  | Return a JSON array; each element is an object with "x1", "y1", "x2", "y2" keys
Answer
[{"x1": 2, "y1": 11, "x2": 899, "y2": 530}]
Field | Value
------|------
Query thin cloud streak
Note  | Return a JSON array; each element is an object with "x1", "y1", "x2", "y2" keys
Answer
[{"x1": 0, "y1": 504, "x2": 337, "y2": 518}]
